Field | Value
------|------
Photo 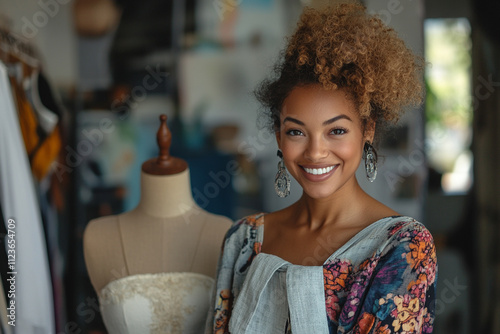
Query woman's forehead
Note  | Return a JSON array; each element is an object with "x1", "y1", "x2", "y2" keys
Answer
[{"x1": 281, "y1": 85, "x2": 361, "y2": 123}]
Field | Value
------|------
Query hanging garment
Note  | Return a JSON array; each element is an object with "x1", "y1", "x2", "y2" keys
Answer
[
  {"x1": 25, "y1": 69, "x2": 67, "y2": 332},
  {"x1": 0, "y1": 202, "x2": 11, "y2": 306},
  {"x1": 0, "y1": 280, "x2": 8, "y2": 334},
  {"x1": 0, "y1": 62, "x2": 55, "y2": 333},
  {"x1": 0, "y1": 203, "x2": 12, "y2": 334},
  {"x1": 9, "y1": 69, "x2": 61, "y2": 181},
  {"x1": 36, "y1": 177, "x2": 66, "y2": 332}
]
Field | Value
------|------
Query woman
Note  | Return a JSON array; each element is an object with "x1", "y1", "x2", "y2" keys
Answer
[{"x1": 206, "y1": 3, "x2": 437, "y2": 333}]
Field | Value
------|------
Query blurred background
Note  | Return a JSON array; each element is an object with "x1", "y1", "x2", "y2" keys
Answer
[{"x1": 0, "y1": 0, "x2": 498, "y2": 333}]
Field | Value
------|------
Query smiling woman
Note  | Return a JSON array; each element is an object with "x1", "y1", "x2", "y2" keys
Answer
[{"x1": 205, "y1": 3, "x2": 437, "y2": 334}]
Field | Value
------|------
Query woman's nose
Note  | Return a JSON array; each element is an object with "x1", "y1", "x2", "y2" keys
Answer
[{"x1": 305, "y1": 136, "x2": 328, "y2": 161}]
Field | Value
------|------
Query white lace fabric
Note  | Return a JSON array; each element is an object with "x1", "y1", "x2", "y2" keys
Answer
[{"x1": 99, "y1": 272, "x2": 214, "y2": 334}]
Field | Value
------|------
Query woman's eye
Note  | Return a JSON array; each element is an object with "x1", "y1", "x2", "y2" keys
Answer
[
  {"x1": 286, "y1": 129, "x2": 303, "y2": 136},
  {"x1": 330, "y1": 128, "x2": 347, "y2": 135}
]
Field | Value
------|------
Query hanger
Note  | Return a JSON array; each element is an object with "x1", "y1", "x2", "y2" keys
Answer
[
  {"x1": 0, "y1": 24, "x2": 40, "y2": 76},
  {"x1": 0, "y1": 19, "x2": 59, "y2": 130},
  {"x1": 25, "y1": 68, "x2": 59, "y2": 134}
]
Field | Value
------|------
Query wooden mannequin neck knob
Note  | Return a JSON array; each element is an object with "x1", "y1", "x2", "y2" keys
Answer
[{"x1": 141, "y1": 114, "x2": 188, "y2": 175}]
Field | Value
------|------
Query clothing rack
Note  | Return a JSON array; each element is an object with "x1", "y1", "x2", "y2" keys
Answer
[{"x1": 0, "y1": 25, "x2": 39, "y2": 69}]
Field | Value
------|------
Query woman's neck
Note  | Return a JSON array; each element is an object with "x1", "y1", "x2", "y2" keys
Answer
[
  {"x1": 136, "y1": 169, "x2": 197, "y2": 218},
  {"x1": 294, "y1": 178, "x2": 368, "y2": 230}
]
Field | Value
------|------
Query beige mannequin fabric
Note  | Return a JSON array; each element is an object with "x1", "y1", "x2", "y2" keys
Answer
[{"x1": 84, "y1": 168, "x2": 232, "y2": 295}]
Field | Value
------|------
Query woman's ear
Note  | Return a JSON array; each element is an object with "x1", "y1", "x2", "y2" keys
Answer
[
  {"x1": 364, "y1": 120, "x2": 376, "y2": 144},
  {"x1": 275, "y1": 131, "x2": 281, "y2": 149}
]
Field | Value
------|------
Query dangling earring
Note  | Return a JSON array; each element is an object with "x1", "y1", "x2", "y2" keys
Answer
[
  {"x1": 274, "y1": 150, "x2": 290, "y2": 197},
  {"x1": 364, "y1": 142, "x2": 377, "y2": 182}
]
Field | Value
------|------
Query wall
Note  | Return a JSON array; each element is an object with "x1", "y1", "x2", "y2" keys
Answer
[{"x1": 0, "y1": 0, "x2": 77, "y2": 89}]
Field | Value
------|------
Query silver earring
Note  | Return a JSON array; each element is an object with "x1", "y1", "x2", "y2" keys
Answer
[
  {"x1": 274, "y1": 150, "x2": 290, "y2": 197},
  {"x1": 364, "y1": 142, "x2": 377, "y2": 182}
]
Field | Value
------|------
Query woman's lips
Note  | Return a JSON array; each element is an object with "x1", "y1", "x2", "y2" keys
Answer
[{"x1": 300, "y1": 165, "x2": 338, "y2": 181}]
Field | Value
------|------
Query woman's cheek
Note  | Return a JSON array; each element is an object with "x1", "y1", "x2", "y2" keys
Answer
[{"x1": 281, "y1": 138, "x2": 304, "y2": 155}]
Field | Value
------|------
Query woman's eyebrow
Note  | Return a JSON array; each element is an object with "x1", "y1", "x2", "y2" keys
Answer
[
  {"x1": 283, "y1": 116, "x2": 305, "y2": 125},
  {"x1": 322, "y1": 114, "x2": 352, "y2": 125},
  {"x1": 283, "y1": 114, "x2": 352, "y2": 126}
]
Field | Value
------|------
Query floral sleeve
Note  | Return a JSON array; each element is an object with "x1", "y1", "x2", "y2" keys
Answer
[
  {"x1": 338, "y1": 222, "x2": 437, "y2": 334},
  {"x1": 205, "y1": 214, "x2": 265, "y2": 334},
  {"x1": 205, "y1": 222, "x2": 241, "y2": 334}
]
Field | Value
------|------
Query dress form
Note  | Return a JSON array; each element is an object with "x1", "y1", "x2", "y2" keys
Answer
[{"x1": 83, "y1": 115, "x2": 232, "y2": 333}]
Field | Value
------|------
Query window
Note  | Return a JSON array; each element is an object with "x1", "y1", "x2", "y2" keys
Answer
[{"x1": 424, "y1": 18, "x2": 473, "y2": 193}]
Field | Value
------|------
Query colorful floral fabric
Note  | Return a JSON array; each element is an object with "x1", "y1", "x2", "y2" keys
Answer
[{"x1": 206, "y1": 213, "x2": 437, "y2": 333}]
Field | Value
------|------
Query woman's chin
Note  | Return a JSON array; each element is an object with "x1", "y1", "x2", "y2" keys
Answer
[{"x1": 300, "y1": 187, "x2": 336, "y2": 200}]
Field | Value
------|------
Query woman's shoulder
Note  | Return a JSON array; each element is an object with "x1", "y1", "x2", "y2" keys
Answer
[
  {"x1": 226, "y1": 212, "x2": 265, "y2": 234},
  {"x1": 218, "y1": 213, "x2": 266, "y2": 271},
  {"x1": 222, "y1": 212, "x2": 266, "y2": 249},
  {"x1": 346, "y1": 215, "x2": 433, "y2": 253},
  {"x1": 373, "y1": 215, "x2": 436, "y2": 261},
  {"x1": 332, "y1": 215, "x2": 436, "y2": 272},
  {"x1": 383, "y1": 215, "x2": 433, "y2": 240},
  {"x1": 236, "y1": 212, "x2": 266, "y2": 227}
]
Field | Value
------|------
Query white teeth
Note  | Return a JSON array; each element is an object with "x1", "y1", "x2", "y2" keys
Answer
[{"x1": 304, "y1": 166, "x2": 335, "y2": 175}]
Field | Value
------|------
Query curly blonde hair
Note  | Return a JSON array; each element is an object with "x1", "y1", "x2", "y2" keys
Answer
[{"x1": 256, "y1": 3, "x2": 424, "y2": 132}]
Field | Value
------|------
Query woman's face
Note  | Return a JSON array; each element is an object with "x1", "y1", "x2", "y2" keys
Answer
[{"x1": 276, "y1": 85, "x2": 373, "y2": 199}]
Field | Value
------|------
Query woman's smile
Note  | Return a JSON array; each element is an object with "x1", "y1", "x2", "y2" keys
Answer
[
  {"x1": 302, "y1": 165, "x2": 336, "y2": 175},
  {"x1": 300, "y1": 164, "x2": 338, "y2": 182}
]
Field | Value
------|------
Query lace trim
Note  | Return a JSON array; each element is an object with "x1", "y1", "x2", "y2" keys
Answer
[{"x1": 100, "y1": 272, "x2": 214, "y2": 333}]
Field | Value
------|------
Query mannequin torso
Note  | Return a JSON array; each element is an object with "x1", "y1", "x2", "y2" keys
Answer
[
  {"x1": 83, "y1": 115, "x2": 232, "y2": 333},
  {"x1": 84, "y1": 169, "x2": 231, "y2": 295}
]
